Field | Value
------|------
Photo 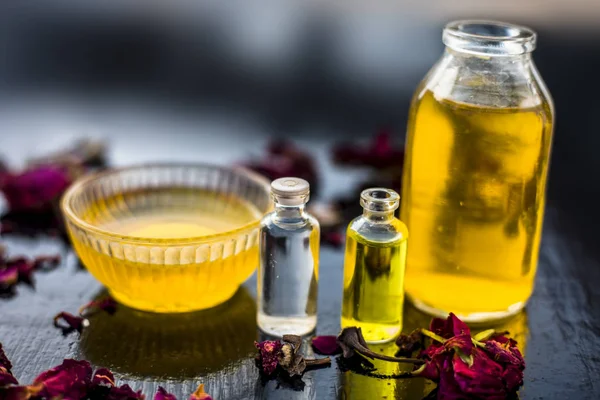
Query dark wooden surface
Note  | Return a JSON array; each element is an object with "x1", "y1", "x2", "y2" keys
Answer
[{"x1": 1, "y1": 124, "x2": 600, "y2": 400}]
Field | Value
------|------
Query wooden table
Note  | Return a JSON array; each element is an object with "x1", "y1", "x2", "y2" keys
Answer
[{"x1": 1, "y1": 105, "x2": 599, "y2": 399}]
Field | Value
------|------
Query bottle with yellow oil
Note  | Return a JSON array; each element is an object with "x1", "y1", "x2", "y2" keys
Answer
[
  {"x1": 341, "y1": 188, "x2": 408, "y2": 343},
  {"x1": 401, "y1": 20, "x2": 554, "y2": 322}
]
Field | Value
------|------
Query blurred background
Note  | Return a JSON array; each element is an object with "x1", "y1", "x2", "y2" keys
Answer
[{"x1": 1, "y1": 0, "x2": 599, "y2": 209}]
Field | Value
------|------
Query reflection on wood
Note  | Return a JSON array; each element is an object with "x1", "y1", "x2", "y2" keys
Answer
[{"x1": 78, "y1": 288, "x2": 257, "y2": 378}]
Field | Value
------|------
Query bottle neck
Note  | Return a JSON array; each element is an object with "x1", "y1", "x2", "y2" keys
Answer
[
  {"x1": 274, "y1": 203, "x2": 306, "y2": 221},
  {"x1": 362, "y1": 209, "x2": 394, "y2": 223}
]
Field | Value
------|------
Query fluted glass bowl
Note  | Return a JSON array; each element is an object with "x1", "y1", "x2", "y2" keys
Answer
[{"x1": 61, "y1": 164, "x2": 271, "y2": 313}]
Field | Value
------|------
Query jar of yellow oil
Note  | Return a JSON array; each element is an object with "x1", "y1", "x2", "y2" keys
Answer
[
  {"x1": 401, "y1": 20, "x2": 554, "y2": 322},
  {"x1": 341, "y1": 188, "x2": 408, "y2": 343}
]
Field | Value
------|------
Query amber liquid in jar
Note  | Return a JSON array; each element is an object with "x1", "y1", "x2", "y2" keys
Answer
[{"x1": 401, "y1": 90, "x2": 553, "y2": 319}]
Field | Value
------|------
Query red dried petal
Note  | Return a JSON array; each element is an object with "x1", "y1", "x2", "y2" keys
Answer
[
  {"x1": 484, "y1": 340, "x2": 523, "y2": 366},
  {"x1": 32, "y1": 359, "x2": 92, "y2": 399},
  {"x1": 254, "y1": 340, "x2": 283, "y2": 375},
  {"x1": 0, "y1": 343, "x2": 13, "y2": 373},
  {"x1": 1, "y1": 165, "x2": 72, "y2": 212},
  {"x1": 239, "y1": 140, "x2": 319, "y2": 195},
  {"x1": 332, "y1": 129, "x2": 404, "y2": 169},
  {"x1": 0, "y1": 385, "x2": 39, "y2": 400},
  {"x1": 321, "y1": 231, "x2": 344, "y2": 248},
  {"x1": 0, "y1": 266, "x2": 19, "y2": 289},
  {"x1": 32, "y1": 255, "x2": 61, "y2": 272},
  {"x1": 79, "y1": 297, "x2": 118, "y2": 317},
  {"x1": 451, "y1": 349, "x2": 506, "y2": 399},
  {"x1": 395, "y1": 330, "x2": 423, "y2": 357},
  {"x1": 502, "y1": 364, "x2": 525, "y2": 393},
  {"x1": 311, "y1": 336, "x2": 341, "y2": 355},
  {"x1": 107, "y1": 384, "x2": 145, "y2": 400},
  {"x1": 414, "y1": 314, "x2": 525, "y2": 399},
  {"x1": 435, "y1": 356, "x2": 465, "y2": 400},
  {"x1": 9, "y1": 258, "x2": 35, "y2": 286},
  {"x1": 53, "y1": 312, "x2": 89, "y2": 334},
  {"x1": 417, "y1": 344, "x2": 446, "y2": 381},
  {"x1": 154, "y1": 386, "x2": 177, "y2": 400},
  {"x1": 92, "y1": 368, "x2": 115, "y2": 387},
  {"x1": 0, "y1": 369, "x2": 18, "y2": 387},
  {"x1": 189, "y1": 384, "x2": 213, "y2": 400},
  {"x1": 429, "y1": 313, "x2": 471, "y2": 339}
]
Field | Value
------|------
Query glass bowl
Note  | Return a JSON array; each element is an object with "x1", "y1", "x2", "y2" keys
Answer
[{"x1": 61, "y1": 163, "x2": 271, "y2": 313}]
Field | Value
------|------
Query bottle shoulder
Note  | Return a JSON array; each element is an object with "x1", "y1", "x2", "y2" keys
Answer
[
  {"x1": 348, "y1": 216, "x2": 408, "y2": 244},
  {"x1": 416, "y1": 51, "x2": 552, "y2": 111},
  {"x1": 260, "y1": 211, "x2": 320, "y2": 234}
]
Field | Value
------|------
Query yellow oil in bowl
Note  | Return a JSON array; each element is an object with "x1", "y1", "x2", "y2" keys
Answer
[{"x1": 62, "y1": 165, "x2": 271, "y2": 313}]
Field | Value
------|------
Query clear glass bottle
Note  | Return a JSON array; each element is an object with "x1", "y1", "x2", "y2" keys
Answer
[
  {"x1": 401, "y1": 20, "x2": 554, "y2": 322},
  {"x1": 257, "y1": 177, "x2": 320, "y2": 337},
  {"x1": 341, "y1": 188, "x2": 408, "y2": 343}
]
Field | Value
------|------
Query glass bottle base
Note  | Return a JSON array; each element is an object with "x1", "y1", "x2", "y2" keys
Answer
[
  {"x1": 408, "y1": 296, "x2": 526, "y2": 323},
  {"x1": 257, "y1": 313, "x2": 317, "y2": 337}
]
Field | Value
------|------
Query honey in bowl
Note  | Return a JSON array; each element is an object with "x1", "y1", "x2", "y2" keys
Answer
[{"x1": 62, "y1": 164, "x2": 271, "y2": 313}]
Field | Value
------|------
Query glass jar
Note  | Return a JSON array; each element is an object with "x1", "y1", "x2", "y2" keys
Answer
[{"x1": 401, "y1": 20, "x2": 554, "y2": 322}]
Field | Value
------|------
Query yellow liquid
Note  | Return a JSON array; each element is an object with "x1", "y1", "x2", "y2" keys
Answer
[
  {"x1": 71, "y1": 188, "x2": 262, "y2": 312},
  {"x1": 401, "y1": 90, "x2": 553, "y2": 320},
  {"x1": 341, "y1": 229, "x2": 408, "y2": 343},
  {"x1": 341, "y1": 341, "x2": 427, "y2": 399}
]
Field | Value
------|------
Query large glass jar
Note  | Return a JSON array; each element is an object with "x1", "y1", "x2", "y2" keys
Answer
[{"x1": 401, "y1": 20, "x2": 554, "y2": 322}]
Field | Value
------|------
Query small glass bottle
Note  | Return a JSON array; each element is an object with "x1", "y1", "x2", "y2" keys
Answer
[
  {"x1": 257, "y1": 177, "x2": 320, "y2": 337},
  {"x1": 341, "y1": 188, "x2": 408, "y2": 343}
]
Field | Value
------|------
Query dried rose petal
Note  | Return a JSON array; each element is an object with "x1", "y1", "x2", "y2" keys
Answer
[
  {"x1": 32, "y1": 255, "x2": 61, "y2": 272},
  {"x1": 484, "y1": 340, "x2": 523, "y2": 366},
  {"x1": 395, "y1": 329, "x2": 423, "y2": 357},
  {"x1": 53, "y1": 312, "x2": 89, "y2": 334},
  {"x1": 321, "y1": 231, "x2": 344, "y2": 248},
  {"x1": 239, "y1": 140, "x2": 319, "y2": 195},
  {"x1": 32, "y1": 359, "x2": 92, "y2": 399},
  {"x1": 333, "y1": 129, "x2": 404, "y2": 170},
  {"x1": 9, "y1": 258, "x2": 35, "y2": 286},
  {"x1": 429, "y1": 312, "x2": 471, "y2": 338},
  {"x1": 0, "y1": 343, "x2": 13, "y2": 373},
  {"x1": 311, "y1": 335, "x2": 341, "y2": 355},
  {"x1": 254, "y1": 340, "x2": 283, "y2": 375},
  {"x1": 0, "y1": 266, "x2": 19, "y2": 289},
  {"x1": 0, "y1": 165, "x2": 72, "y2": 212},
  {"x1": 92, "y1": 367, "x2": 115, "y2": 387},
  {"x1": 189, "y1": 384, "x2": 212, "y2": 400},
  {"x1": 482, "y1": 334, "x2": 525, "y2": 392},
  {"x1": 154, "y1": 386, "x2": 177, "y2": 400},
  {"x1": 411, "y1": 314, "x2": 525, "y2": 399},
  {"x1": 450, "y1": 348, "x2": 506, "y2": 399},
  {"x1": 107, "y1": 384, "x2": 145, "y2": 400},
  {"x1": 501, "y1": 364, "x2": 525, "y2": 393},
  {"x1": 0, "y1": 369, "x2": 18, "y2": 387},
  {"x1": 0, "y1": 253, "x2": 61, "y2": 295},
  {"x1": 79, "y1": 297, "x2": 118, "y2": 317},
  {"x1": 0, "y1": 385, "x2": 40, "y2": 400}
]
